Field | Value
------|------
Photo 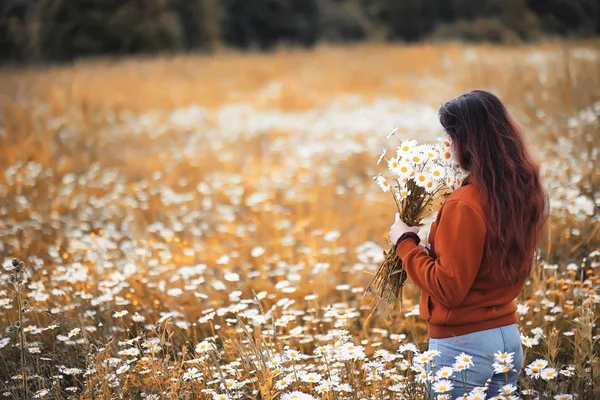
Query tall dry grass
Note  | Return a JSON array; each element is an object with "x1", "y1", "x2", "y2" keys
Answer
[{"x1": 0, "y1": 42, "x2": 598, "y2": 399}]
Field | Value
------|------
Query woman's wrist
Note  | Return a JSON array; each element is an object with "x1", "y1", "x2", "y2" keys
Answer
[{"x1": 394, "y1": 231, "x2": 421, "y2": 249}]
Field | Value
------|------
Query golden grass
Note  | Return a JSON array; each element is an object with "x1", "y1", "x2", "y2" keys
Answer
[{"x1": 0, "y1": 42, "x2": 598, "y2": 399}]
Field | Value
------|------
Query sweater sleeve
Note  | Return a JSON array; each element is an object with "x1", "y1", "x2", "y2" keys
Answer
[{"x1": 395, "y1": 200, "x2": 486, "y2": 309}]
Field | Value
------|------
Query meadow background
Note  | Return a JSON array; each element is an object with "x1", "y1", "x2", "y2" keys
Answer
[{"x1": 1, "y1": 1, "x2": 600, "y2": 400}]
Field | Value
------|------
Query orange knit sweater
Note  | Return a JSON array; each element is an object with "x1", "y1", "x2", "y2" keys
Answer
[{"x1": 395, "y1": 176, "x2": 527, "y2": 338}]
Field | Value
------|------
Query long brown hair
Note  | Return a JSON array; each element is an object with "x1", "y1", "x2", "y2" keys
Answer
[{"x1": 439, "y1": 90, "x2": 548, "y2": 283}]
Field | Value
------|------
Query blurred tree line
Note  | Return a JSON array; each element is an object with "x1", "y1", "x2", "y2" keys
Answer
[{"x1": 1, "y1": 0, "x2": 599, "y2": 63}]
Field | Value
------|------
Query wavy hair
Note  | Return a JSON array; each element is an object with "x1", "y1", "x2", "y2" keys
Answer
[{"x1": 439, "y1": 90, "x2": 549, "y2": 283}]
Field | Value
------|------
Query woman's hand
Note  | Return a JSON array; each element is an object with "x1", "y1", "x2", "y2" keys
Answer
[{"x1": 389, "y1": 213, "x2": 420, "y2": 245}]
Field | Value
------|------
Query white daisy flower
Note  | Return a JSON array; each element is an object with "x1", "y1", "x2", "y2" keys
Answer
[
  {"x1": 541, "y1": 367, "x2": 558, "y2": 380},
  {"x1": 435, "y1": 366, "x2": 454, "y2": 379},
  {"x1": 375, "y1": 175, "x2": 391, "y2": 193},
  {"x1": 377, "y1": 148, "x2": 387, "y2": 165},
  {"x1": 433, "y1": 379, "x2": 453, "y2": 393},
  {"x1": 397, "y1": 139, "x2": 418, "y2": 158}
]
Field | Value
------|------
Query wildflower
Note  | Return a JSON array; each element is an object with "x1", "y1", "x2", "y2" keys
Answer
[
  {"x1": 60, "y1": 366, "x2": 83, "y2": 375},
  {"x1": 554, "y1": 395, "x2": 573, "y2": 400},
  {"x1": 324, "y1": 231, "x2": 340, "y2": 241},
  {"x1": 516, "y1": 304, "x2": 529, "y2": 315},
  {"x1": 397, "y1": 139, "x2": 417, "y2": 158},
  {"x1": 525, "y1": 359, "x2": 548, "y2": 378},
  {"x1": 113, "y1": 310, "x2": 128, "y2": 318},
  {"x1": 195, "y1": 340, "x2": 216, "y2": 353},
  {"x1": 167, "y1": 288, "x2": 183, "y2": 296},
  {"x1": 118, "y1": 347, "x2": 140, "y2": 357},
  {"x1": 409, "y1": 148, "x2": 425, "y2": 164},
  {"x1": 222, "y1": 379, "x2": 239, "y2": 390},
  {"x1": 183, "y1": 367, "x2": 201, "y2": 381},
  {"x1": 314, "y1": 344, "x2": 332, "y2": 355},
  {"x1": 212, "y1": 394, "x2": 230, "y2": 400},
  {"x1": 436, "y1": 366, "x2": 454, "y2": 379},
  {"x1": 336, "y1": 383, "x2": 353, "y2": 392},
  {"x1": 398, "y1": 343, "x2": 419, "y2": 353},
  {"x1": 32, "y1": 389, "x2": 49, "y2": 398},
  {"x1": 275, "y1": 377, "x2": 292, "y2": 390},
  {"x1": 415, "y1": 352, "x2": 432, "y2": 364},
  {"x1": 285, "y1": 348, "x2": 303, "y2": 361},
  {"x1": 375, "y1": 175, "x2": 391, "y2": 193},
  {"x1": 493, "y1": 351, "x2": 514, "y2": 364},
  {"x1": 453, "y1": 362, "x2": 470, "y2": 372},
  {"x1": 301, "y1": 372, "x2": 322, "y2": 384},
  {"x1": 493, "y1": 362, "x2": 514, "y2": 374},
  {"x1": 427, "y1": 178, "x2": 438, "y2": 193},
  {"x1": 387, "y1": 127, "x2": 399, "y2": 139},
  {"x1": 423, "y1": 144, "x2": 439, "y2": 160},
  {"x1": 415, "y1": 371, "x2": 428, "y2": 383},
  {"x1": 281, "y1": 390, "x2": 317, "y2": 400},
  {"x1": 267, "y1": 356, "x2": 283, "y2": 369},
  {"x1": 336, "y1": 342, "x2": 365, "y2": 360},
  {"x1": 433, "y1": 379, "x2": 453, "y2": 393},
  {"x1": 116, "y1": 364, "x2": 130, "y2": 374},
  {"x1": 388, "y1": 157, "x2": 401, "y2": 173},
  {"x1": 520, "y1": 334, "x2": 539, "y2": 348},
  {"x1": 398, "y1": 186, "x2": 412, "y2": 199},
  {"x1": 223, "y1": 272, "x2": 239, "y2": 282},
  {"x1": 315, "y1": 384, "x2": 330, "y2": 393},
  {"x1": 68, "y1": 328, "x2": 81, "y2": 338},
  {"x1": 437, "y1": 137, "x2": 452, "y2": 148},
  {"x1": 377, "y1": 148, "x2": 387, "y2": 165},
  {"x1": 430, "y1": 165, "x2": 445, "y2": 180},
  {"x1": 415, "y1": 172, "x2": 429, "y2": 188},
  {"x1": 441, "y1": 148, "x2": 453, "y2": 163},
  {"x1": 396, "y1": 160, "x2": 412, "y2": 177},
  {"x1": 531, "y1": 327, "x2": 545, "y2": 339},
  {"x1": 541, "y1": 367, "x2": 558, "y2": 380},
  {"x1": 499, "y1": 384, "x2": 517, "y2": 395},
  {"x1": 251, "y1": 246, "x2": 265, "y2": 257},
  {"x1": 132, "y1": 313, "x2": 145, "y2": 322},
  {"x1": 467, "y1": 389, "x2": 487, "y2": 400},
  {"x1": 455, "y1": 352, "x2": 474, "y2": 367}
]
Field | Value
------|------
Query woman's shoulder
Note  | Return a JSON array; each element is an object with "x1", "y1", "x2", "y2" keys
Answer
[{"x1": 444, "y1": 183, "x2": 484, "y2": 216}]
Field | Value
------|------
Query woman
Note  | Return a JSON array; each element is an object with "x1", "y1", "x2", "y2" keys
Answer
[{"x1": 389, "y1": 90, "x2": 548, "y2": 398}]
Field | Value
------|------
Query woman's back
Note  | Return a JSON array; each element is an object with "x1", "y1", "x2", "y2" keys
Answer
[
  {"x1": 397, "y1": 177, "x2": 530, "y2": 339},
  {"x1": 390, "y1": 89, "x2": 548, "y2": 398}
]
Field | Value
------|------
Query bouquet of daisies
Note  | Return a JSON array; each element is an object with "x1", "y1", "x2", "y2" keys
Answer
[{"x1": 365, "y1": 128, "x2": 468, "y2": 311}]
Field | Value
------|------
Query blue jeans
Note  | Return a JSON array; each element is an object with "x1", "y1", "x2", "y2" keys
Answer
[{"x1": 427, "y1": 323, "x2": 523, "y2": 399}]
